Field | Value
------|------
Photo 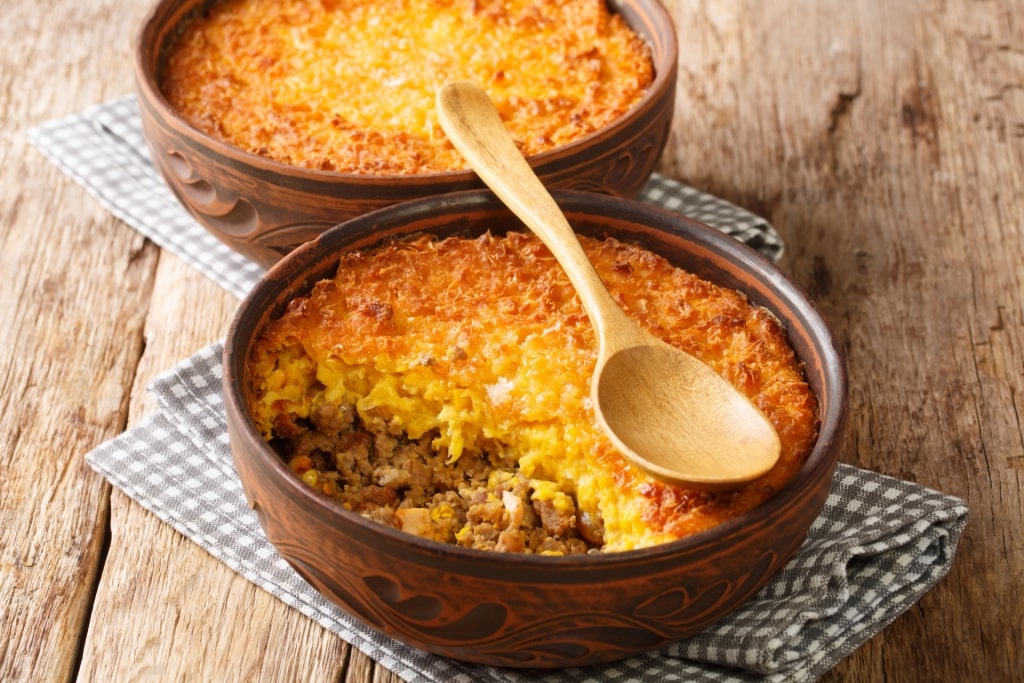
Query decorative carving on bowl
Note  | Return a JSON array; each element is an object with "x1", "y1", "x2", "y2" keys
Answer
[{"x1": 244, "y1": 466, "x2": 808, "y2": 668}]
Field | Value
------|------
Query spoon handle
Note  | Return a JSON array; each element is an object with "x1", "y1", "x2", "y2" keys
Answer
[{"x1": 436, "y1": 81, "x2": 639, "y2": 352}]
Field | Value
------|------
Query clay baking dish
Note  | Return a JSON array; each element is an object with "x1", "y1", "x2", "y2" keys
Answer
[
  {"x1": 222, "y1": 189, "x2": 848, "y2": 668},
  {"x1": 134, "y1": 0, "x2": 678, "y2": 268}
]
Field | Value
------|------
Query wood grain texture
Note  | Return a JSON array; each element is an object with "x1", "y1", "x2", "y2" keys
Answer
[
  {"x1": 75, "y1": 253, "x2": 352, "y2": 682},
  {"x1": 662, "y1": 1, "x2": 1024, "y2": 680},
  {"x1": 1, "y1": 0, "x2": 1020, "y2": 681},
  {"x1": 1, "y1": 1, "x2": 154, "y2": 681}
]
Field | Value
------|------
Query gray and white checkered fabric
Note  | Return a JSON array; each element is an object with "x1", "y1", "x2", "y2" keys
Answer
[
  {"x1": 28, "y1": 96, "x2": 782, "y2": 303},
  {"x1": 28, "y1": 97, "x2": 265, "y2": 299},
  {"x1": 32, "y1": 100, "x2": 967, "y2": 682},
  {"x1": 87, "y1": 343, "x2": 966, "y2": 683}
]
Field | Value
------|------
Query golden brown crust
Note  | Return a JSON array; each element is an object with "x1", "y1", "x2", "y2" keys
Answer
[
  {"x1": 161, "y1": 0, "x2": 654, "y2": 174},
  {"x1": 248, "y1": 232, "x2": 819, "y2": 551}
]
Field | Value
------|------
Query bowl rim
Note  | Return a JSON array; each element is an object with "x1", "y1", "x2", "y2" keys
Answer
[
  {"x1": 133, "y1": 0, "x2": 679, "y2": 185},
  {"x1": 223, "y1": 188, "x2": 849, "y2": 568}
]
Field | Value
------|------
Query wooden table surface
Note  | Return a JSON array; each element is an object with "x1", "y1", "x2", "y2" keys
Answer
[{"x1": 2, "y1": 0, "x2": 1021, "y2": 680}]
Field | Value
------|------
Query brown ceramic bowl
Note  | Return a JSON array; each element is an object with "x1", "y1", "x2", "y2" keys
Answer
[
  {"x1": 222, "y1": 189, "x2": 848, "y2": 668},
  {"x1": 134, "y1": 0, "x2": 678, "y2": 268}
]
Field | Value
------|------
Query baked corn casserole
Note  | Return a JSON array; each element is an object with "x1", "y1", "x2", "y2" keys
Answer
[
  {"x1": 247, "y1": 231, "x2": 820, "y2": 554},
  {"x1": 160, "y1": 0, "x2": 654, "y2": 174}
]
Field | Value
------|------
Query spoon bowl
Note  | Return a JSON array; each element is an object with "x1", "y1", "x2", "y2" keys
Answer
[{"x1": 436, "y1": 81, "x2": 780, "y2": 489}]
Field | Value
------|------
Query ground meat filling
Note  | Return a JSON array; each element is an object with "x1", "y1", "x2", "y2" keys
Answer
[{"x1": 276, "y1": 400, "x2": 601, "y2": 554}]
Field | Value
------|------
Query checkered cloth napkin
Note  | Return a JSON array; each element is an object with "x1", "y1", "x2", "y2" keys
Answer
[{"x1": 30, "y1": 98, "x2": 968, "y2": 683}]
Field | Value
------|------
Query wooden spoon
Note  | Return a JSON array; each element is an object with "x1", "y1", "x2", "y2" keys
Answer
[{"x1": 436, "y1": 81, "x2": 780, "y2": 489}]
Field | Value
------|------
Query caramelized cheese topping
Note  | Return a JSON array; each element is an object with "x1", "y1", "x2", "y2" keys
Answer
[
  {"x1": 161, "y1": 0, "x2": 655, "y2": 174},
  {"x1": 247, "y1": 232, "x2": 820, "y2": 553}
]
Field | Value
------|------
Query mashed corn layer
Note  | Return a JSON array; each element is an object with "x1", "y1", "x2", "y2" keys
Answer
[
  {"x1": 248, "y1": 232, "x2": 819, "y2": 551},
  {"x1": 161, "y1": 0, "x2": 654, "y2": 174}
]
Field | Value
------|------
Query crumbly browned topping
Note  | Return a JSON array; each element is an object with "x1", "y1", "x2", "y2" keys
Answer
[
  {"x1": 248, "y1": 232, "x2": 820, "y2": 552},
  {"x1": 161, "y1": 0, "x2": 654, "y2": 174}
]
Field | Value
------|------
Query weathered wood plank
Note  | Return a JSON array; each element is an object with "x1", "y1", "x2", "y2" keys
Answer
[
  {"x1": 661, "y1": 1, "x2": 1023, "y2": 681},
  {"x1": 76, "y1": 252, "x2": 352, "y2": 682},
  {"x1": 0, "y1": 1, "x2": 157, "y2": 680}
]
